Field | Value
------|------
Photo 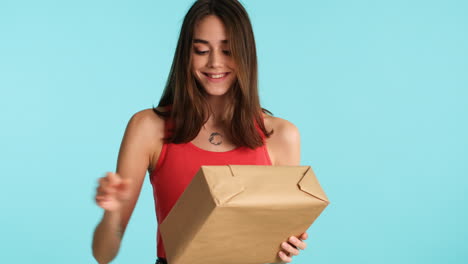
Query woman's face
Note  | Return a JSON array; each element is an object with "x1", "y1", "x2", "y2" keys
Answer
[{"x1": 191, "y1": 15, "x2": 237, "y2": 97}]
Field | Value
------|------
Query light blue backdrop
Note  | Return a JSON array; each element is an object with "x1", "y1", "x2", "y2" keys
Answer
[{"x1": 0, "y1": 0, "x2": 467, "y2": 263}]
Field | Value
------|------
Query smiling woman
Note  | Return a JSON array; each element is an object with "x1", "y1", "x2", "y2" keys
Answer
[
  {"x1": 191, "y1": 15, "x2": 237, "y2": 97},
  {"x1": 154, "y1": 0, "x2": 268, "y2": 149},
  {"x1": 91, "y1": 1, "x2": 305, "y2": 264}
]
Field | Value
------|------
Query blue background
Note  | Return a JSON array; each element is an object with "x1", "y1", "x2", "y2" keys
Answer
[{"x1": 1, "y1": 0, "x2": 467, "y2": 263}]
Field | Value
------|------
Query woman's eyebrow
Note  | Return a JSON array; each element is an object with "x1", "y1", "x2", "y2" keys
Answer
[{"x1": 193, "y1": 38, "x2": 228, "y2": 44}]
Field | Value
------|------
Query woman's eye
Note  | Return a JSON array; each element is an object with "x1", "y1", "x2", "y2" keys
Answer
[
  {"x1": 194, "y1": 49, "x2": 231, "y2": 56},
  {"x1": 195, "y1": 50, "x2": 208, "y2": 55}
]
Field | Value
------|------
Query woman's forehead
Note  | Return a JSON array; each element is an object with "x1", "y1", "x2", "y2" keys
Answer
[
  {"x1": 193, "y1": 15, "x2": 229, "y2": 44},
  {"x1": 193, "y1": 38, "x2": 228, "y2": 45}
]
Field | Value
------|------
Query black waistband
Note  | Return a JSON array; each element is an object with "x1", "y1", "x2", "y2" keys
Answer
[{"x1": 155, "y1": 257, "x2": 168, "y2": 264}]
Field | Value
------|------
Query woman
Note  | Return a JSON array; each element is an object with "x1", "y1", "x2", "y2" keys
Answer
[{"x1": 92, "y1": 0, "x2": 308, "y2": 263}]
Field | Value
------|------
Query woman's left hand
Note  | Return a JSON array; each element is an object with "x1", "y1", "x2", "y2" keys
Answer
[{"x1": 278, "y1": 232, "x2": 308, "y2": 263}]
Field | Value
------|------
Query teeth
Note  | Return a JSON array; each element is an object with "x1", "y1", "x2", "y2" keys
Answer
[{"x1": 208, "y1": 73, "x2": 226, "y2": 79}]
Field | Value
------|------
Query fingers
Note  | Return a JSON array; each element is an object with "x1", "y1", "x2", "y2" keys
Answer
[
  {"x1": 95, "y1": 172, "x2": 133, "y2": 206},
  {"x1": 278, "y1": 250, "x2": 292, "y2": 263},
  {"x1": 281, "y1": 241, "x2": 300, "y2": 256},
  {"x1": 107, "y1": 172, "x2": 122, "y2": 186},
  {"x1": 278, "y1": 234, "x2": 309, "y2": 263},
  {"x1": 288, "y1": 236, "x2": 307, "y2": 250},
  {"x1": 95, "y1": 172, "x2": 121, "y2": 203},
  {"x1": 96, "y1": 173, "x2": 116, "y2": 196}
]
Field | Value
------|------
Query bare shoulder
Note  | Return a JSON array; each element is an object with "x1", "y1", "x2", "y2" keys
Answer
[
  {"x1": 262, "y1": 113, "x2": 300, "y2": 142},
  {"x1": 121, "y1": 108, "x2": 166, "y2": 172},
  {"x1": 128, "y1": 108, "x2": 165, "y2": 135},
  {"x1": 262, "y1": 112, "x2": 301, "y2": 166}
]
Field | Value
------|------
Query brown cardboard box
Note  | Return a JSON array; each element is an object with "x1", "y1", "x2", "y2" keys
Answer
[{"x1": 160, "y1": 165, "x2": 329, "y2": 264}]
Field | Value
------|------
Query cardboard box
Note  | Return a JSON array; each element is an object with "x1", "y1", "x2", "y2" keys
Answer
[{"x1": 160, "y1": 165, "x2": 329, "y2": 264}]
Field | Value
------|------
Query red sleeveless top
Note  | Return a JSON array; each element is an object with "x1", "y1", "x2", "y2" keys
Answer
[{"x1": 149, "y1": 118, "x2": 272, "y2": 258}]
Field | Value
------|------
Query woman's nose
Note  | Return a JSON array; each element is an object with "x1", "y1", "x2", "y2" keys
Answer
[{"x1": 207, "y1": 50, "x2": 223, "y2": 68}]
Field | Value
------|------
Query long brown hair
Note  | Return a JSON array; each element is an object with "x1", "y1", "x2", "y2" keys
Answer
[{"x1": 153, "y1": 0, "x2": 272, "y2": 149}]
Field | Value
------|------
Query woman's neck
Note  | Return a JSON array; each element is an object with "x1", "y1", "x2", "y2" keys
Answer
[{"x1": 205, "y1": 95, "x2": 229, "y2": 127}]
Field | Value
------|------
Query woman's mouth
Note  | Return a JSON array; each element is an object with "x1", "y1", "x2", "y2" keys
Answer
[{"x1": 203, "y1": 72, "x2": 230, "y2": 82}]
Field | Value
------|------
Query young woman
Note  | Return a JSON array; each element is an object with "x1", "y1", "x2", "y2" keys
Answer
[{"x1": 92, "y1": 1, "x2": 308, "y2": 263}]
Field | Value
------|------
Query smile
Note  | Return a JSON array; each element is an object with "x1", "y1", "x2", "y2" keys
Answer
[{"x1": 203, "y1": 72, "x2": 230, "y2": 80}]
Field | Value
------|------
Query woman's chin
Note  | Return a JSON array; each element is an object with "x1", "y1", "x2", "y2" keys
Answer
[
  {"x1": 205, "y1": 92, "x2": 229, "y2": 98},
  {"x1": 203, "y1": 87, "x2": 231, "y2": 97}
]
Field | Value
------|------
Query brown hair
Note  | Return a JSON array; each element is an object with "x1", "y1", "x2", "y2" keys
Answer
[{"x1": 153, "y1": 0, "x2": 272, "y2": 149}]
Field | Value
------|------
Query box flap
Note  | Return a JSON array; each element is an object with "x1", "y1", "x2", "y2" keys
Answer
[
  {"x1": 298, "y1": 166, "x2": 329, "y2": 203},
  {"x1": 202, "y1": 166, "x2": 245, "y2": 206}
]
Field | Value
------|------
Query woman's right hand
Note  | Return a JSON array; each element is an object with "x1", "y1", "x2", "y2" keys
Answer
[{"x1": 95, "y1": 172, "x2": 132, "y2": 212}]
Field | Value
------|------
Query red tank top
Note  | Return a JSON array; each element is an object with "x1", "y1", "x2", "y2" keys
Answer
[{"x1": 149, "y1": 118, "x2": 272, "y2": 258}]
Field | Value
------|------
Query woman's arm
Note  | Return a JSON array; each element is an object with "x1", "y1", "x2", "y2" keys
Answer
[
  {"x1": 265, "y1": 116, "x2": 305, "y2": 263},
  {"x1": 92, "y1": 109, "x2": 164, "y2": 264}
]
